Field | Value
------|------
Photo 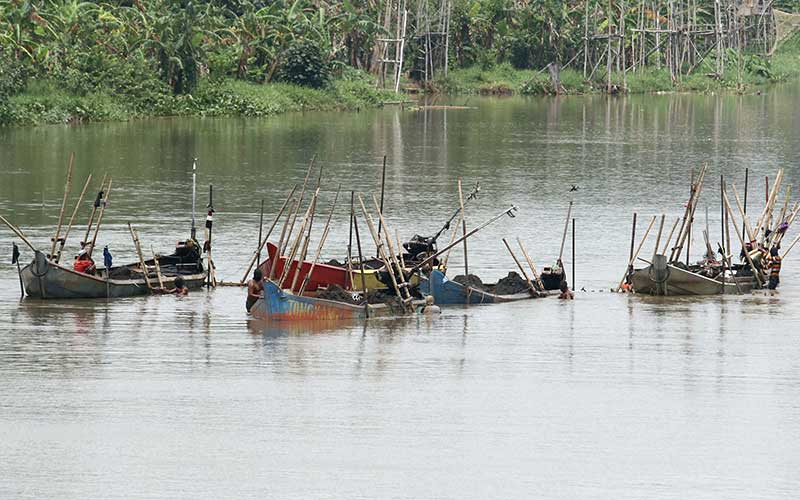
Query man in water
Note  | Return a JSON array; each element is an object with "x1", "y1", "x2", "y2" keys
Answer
[
  {"x1": 558, "y1": 281, "x2": 574, "y2": 300},
  {"x1": 246, "y1": 269, "x2": 264, "y2": 312},
  {"x1": 419, "y1": 295, "x2": 441, "y2": 315},
  {"x1": 767, "y1": 246, "x2": 782, "y2": 290},
  {"x1": 161, "y1": 276, "x2": 189, "y2": 296}
]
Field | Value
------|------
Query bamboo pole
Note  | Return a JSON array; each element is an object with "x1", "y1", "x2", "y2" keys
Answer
[
  {"x1": 376, "y1": 155, "x2": 387, "y2": 255},
  {"x1": 0, "y1": 215, "x2": 37, "y2": 252},
  {"x1": 672, "y1": 165, "x2": 707, "y2": 262},
  {"x1": 411, "y1": 206, "x2": 519, "y2": 273},
  {"x1": 652, "y1": 214, "x2": 666, "y2": 262},
  {"x1": 517, "y1": 238, "x2": 545, "y2": 291},
  {"x1": 127, "y1": 223, "x2": 152, "y2": 290},
  {"x1": 370, "y1": 194, "x2": 414, "y2": 305},
  {"x1": 289, "y1": 194, "x2": 319, "y2": 293},
  {"x1": 781, "y1": 233, "x2": 800, "y2": 259},
  {"x1": 347, "y1": 191, "x2": 355, "y2": 290},
  {"x1": 616, "y1": 215, "x2": 657, "y2": 292},
  {"x1": 299, "y1": 185, "x2": 342, "y2": 296},
  {"x1": 240, "y1": 185, "x2": 297, "y2": 283},
  {"x1": 88, "y1": 178, "x2": 112, "y2": 259},
  {"x1": 723, "y1": 190, "x2": 763, "y2": 286},
  {"x1": 559, "y1": 201, "x2": 574, "y2": 262},
  {"x1": 269, "y1": 195, "x2": 296, "y2": 281},
  {"x1": 278, "y1": 191, "x2": 318, "y2": 289},
  {"x1": 50, "y1": 153, "x2": 75, "y2": 260},
  {"x1": 83, "y1": 173, "x2": 108, "y2": 246},
  {"x1": 55, "y1": 174, "x2": 93, "y2": 263},
  {"x1": 458, "y1": 178, "x2": 469, "y2": 276},
  {"x1": 357, "y1": 195, "x2": 409, "y2": 311},
  {"x1": 753, "y1": 169, "x2": 783, "y2": 240},
  {"x1": 151, "y1": 246, "x2": 165, "y2": 290},
  {"x1": 502, "y1": 238, "x2": 537, "y2": 294},
  {"x1": 441, "y1": 210, "x2": 463, "y2": 270},
  {"x1": 661, "y1": 216, "x2": 681, "y2": 254},
  {"x1": 281, "y1": 156, "x2": 316, "y2": 256},
  {"x1": 353, "y1": 210, "x2": 368, "y2": 295},
  {"x1": 731, "y1": 183, "x2": 756, "y2": 243}
]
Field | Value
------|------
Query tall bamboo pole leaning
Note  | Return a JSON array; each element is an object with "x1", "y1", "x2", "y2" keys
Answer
[
  {"x1": 55, "y1": 173, "x2": 92, "y2": 263},
  {"x1": 83, "y1": 173, "x2": 108, "y2": 246},
  {"x1": 127, "y1": 223, "x2": 152, "y2": 290},
  {"x1": 50, "y1": 153, "x2": 75, "y2": 260},
  {"x1": 0, "y1": 215, "x2": 37, "y2": 252},
  {"x1": 357, "y1": 195, "x2": 409, "y2": 311},
  {"x1": 661, "y1": 216, "x2": 681, "y2": 255},
  {"x1": 279, "y1": 191, "x2": 319, "y2": 290},
  {"x1": 672, "y1": 165, "x2": 707, "y2": 262},
  {"x1": 616, "y1": 215, "x2": 657, "y2": 292},
  {"x1": 669, "y1": 166, "x2": 703, "y2": 261},
  {"x1": 731, "y1": 184, "x2": 757, "y2": 244},
  {"x1": 652, "y1": 214, "x2": 666, "y2": 262},
  {"x1": 441, "y1": 210, "x2": 464, "y2": 270},
  {"x1": 289, "y1": 194, "x2": 320, "y2": 293},
  {"x1": 240, "y1": 185, "x2": 297, "y2": 283},
  {"x1": 347, "y1": 191, "x2": 356, "y2": 290},
  {"x1": 299, "y1": 185, "x2": 342, "y2": 296},
  {"x1": 458, "y1": 178, "x2": 469, "y2": 276},
  {"x1": 370, "y1": 194, "x2": 414, "y2": 306},
  {"x1": 352, "y1": 208, "x2": 369, "y2": 295},
  {"x1": 502, "y1": 238, "x2": 537, "y2": 295},
  {"x1": 269, "y1": 195, "x2": 297, "y2": 281},
  {"x1": 88, "y1": 178, "x2": 112, "y2": 259},
  {"x1": 281, "y1": 156, "x2": 316, "y2": 256},
  {"x1": 517, "y1": 238, "x2": 545, "y2": 291}
]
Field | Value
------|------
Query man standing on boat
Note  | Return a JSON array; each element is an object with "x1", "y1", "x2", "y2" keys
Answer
[
  {"x1": 768, "y1": 246, "x2": 782, "y2": 290},
  {"x1": 246, "y1": 269, "x2": 264, "y2": 312}
]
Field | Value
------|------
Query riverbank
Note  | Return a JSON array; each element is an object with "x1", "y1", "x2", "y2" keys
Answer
[
  {"x1": 0, "y1": 71, "x2": 398, "y2": 126},
  {"x1": 432, "y1": 34, "x2": 800, "y2": 96}
]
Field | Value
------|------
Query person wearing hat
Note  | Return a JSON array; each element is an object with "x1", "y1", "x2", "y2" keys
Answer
[{"x1": 73, "y1": 245, "x2": 96, "y2": 275}]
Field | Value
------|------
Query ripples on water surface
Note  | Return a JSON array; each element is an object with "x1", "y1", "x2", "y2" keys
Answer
[{"x1": 2, "y1": 89, "x2": 800, "y2": 499}]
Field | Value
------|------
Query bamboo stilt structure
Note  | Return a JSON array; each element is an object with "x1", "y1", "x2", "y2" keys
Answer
[
  {"x1": 88, "y1": 179, "x2": 112, "y2": 259},
  {"x1": 240, "y1": 185, "x2": 298, "y2": 283},
  {"x1": 617, "y1": 215, "x2": 657, "y2": 291},
  {"x1": 50, "y1": 153, "x2": 75, "y2": 260},
  {"x1": 55, "y1": 173, "x2": 92, "y2": 263}
]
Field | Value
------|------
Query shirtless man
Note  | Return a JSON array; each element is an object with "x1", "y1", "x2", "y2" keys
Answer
[{"x1": 246, "y1": 269, "x2": 264, "y2": 312}]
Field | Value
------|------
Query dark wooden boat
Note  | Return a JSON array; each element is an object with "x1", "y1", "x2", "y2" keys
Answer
[
  {"x1": 21, "y1": 249, "x2": 206, "y2": 299},
  {"x1": 249, "y1": 280, "x2": 423, "y2": 321},
  {"x1": 539, "y1": 266, "x2": 567, "y2": 291},
  {"x1": 418, "y1": 270, "x2": 542, "y2": 305}
]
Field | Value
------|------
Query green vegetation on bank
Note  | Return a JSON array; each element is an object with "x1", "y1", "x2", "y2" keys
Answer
[
  {"x1": 2, "y1": 1, "x2": 800, "y2": 126},
  {"x1": 435, "y1": 32, "x2": 800, "y2": 96}
]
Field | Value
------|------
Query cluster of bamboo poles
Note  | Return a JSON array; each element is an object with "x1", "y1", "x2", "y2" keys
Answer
[{"x1": 618, "y1": 165, "x2": 800, "y2": 292}]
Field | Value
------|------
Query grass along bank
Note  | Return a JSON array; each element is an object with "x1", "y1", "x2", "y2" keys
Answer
[
  {"x1": 0, "y1": 71, "x2": 398, "y2": 126},
  {"x1": 432, "y1": 33, "x2": 800, "y2": 96}
]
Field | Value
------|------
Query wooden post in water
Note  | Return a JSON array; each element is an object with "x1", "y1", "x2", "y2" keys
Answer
[
  {"x1": 88, "y1": 179, "x2": 112, "y2": 259},
  {"x1": 56, "y1": 173, "x2": 92, "y2": 263},
  {"x1": 50, "y1": 153, "x2": 75, "y2": 260},
  {"x1": 241, "y1": 185, "x2": 297, "y2": 283},
  {"x1": 458, "y1": 178, "x2": 469, "y2": 277}
]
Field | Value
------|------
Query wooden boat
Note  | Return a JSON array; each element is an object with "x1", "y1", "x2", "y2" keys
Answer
[
  {"x1": 258, "y1": 242, "x2": 420, "y2": 293},
  {"x1": 21, "y1": 249, "x2": 207, "y2": 299},
  {"x1": 419, "y1": 269, "x2": 543, "y2": 305},
  {"x1": 249, "y1": 280, "x2": 423, "y2": 321},
  {"x1": 629, "y1": 254, "x2": 758, "y2": 296}
]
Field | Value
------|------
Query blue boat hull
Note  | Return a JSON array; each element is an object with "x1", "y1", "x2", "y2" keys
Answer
[{"x1": 419, "y1": 270, "x2": 539, "y2": 305}]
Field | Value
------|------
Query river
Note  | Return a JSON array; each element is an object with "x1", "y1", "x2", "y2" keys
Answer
[{"x1": 1, "y1": 86, "x2": 800, "y2": 499}]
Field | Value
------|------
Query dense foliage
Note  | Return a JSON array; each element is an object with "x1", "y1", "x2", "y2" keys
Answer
[{"x1": 1, "y1": 0, "x2": 799, "y2": 124}]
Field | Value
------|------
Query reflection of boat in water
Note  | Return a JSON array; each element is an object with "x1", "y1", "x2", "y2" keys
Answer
[
  {"x1": 419, "y1": 269, "x2": 543, "y2": 305},
  {"x1": 629, "y1": 254, "x2": 757, "y2": 296},
  {"x1": 250, "y1": 280, "x2": 424, "y2": 321},
  {"x1": 21, "y1": 245, "x2": 206, "y2": 299}
]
